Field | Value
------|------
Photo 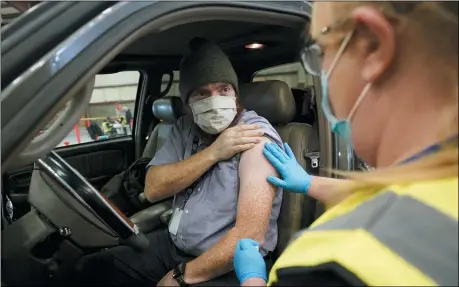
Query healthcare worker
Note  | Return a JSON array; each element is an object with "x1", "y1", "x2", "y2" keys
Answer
[{"x1": 234, "y1": 1, "x2": 458, "y2": 286}]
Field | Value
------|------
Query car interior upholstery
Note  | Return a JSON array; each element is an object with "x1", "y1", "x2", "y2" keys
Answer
[
  {"x1": 239, "y1": 80, "x2": 319, "y2": 259},
  {"x1": 107, "y1": 20, "x2": 304, "y2": 81},
  {"x1": 142, "y1": 96, "x2": 187, "y2": 158},
  {"x1": 131, "y1": 97, "x2": 187, "y2": 234}
]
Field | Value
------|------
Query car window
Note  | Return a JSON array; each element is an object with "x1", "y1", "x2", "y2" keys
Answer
[
  {"x1": 334, "y1": 135, "x2": 373, "y2": 172},
  {"x1": 335, "y1": 136, "x2": 353, "y2": 171},
  {"x1": 51, "y1": 71, "x2": 140, "y2": 147},
  {"x1": 253, "y1": 62, "x2": 314, "y2": 90},
  {"x1": 161, "y1": 71, "x2": 181, "y2": 98},
  {"x1": 354, "y1": 155, "x2": 374, "y2": 171}
]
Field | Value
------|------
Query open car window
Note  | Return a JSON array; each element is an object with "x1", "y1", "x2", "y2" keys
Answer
[{"x1": 34, "y1": 71, "x2": 140, "y2": 148}]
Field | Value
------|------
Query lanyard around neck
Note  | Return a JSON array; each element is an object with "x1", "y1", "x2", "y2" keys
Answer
[{"x1": 401, "y1": 134, "x2": 458, "y2": 164}]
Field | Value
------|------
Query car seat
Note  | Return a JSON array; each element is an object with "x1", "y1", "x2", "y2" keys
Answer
[
  {"x1": 239, "y1": 80, "x2": 320, "y2": 259},
  {"x1": 142, "y1": 96, "x2": 186, "y2": 158},
  {"x1": 129, "y1": 97, "x2": 186, "y2": 233}
]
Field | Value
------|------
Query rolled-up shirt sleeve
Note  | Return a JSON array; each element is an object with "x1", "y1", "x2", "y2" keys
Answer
[{"x1": 147, "y1": 119, "x2": 185, "y2": 167}]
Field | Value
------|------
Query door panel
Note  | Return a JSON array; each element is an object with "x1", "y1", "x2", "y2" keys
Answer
[
  {"x1": 3, "y1": 164, "x2": 34, "y2": 219},
  {"x1": 4, "y1": 166, "x2": 32, "y2": 204},
  {"x1": 57, "y1": 137, "x2": 134, "y2": 189},
  {"x1": 65, "y1": 150, "x2": 125, "y2": 186},
  {"x1": 3, "y1": 137, "x2": 134, "y2": 219}
]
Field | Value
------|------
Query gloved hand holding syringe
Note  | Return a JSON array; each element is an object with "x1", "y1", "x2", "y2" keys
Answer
[{"x1": 234, "y1": 239, "x2": 267, "y2": 284}]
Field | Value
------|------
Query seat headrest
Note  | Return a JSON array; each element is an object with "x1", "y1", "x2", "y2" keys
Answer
[
  {"x1": 152, "y1": 97, "x2": 186, "y2": 122},
  {"x1": 239, "y1": 80, "x2": 295, "y2": 125}
]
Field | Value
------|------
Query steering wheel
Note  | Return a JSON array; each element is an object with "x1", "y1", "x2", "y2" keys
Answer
[{"x1": 36, "y1": 151, "x2": 149, "y2": 251}]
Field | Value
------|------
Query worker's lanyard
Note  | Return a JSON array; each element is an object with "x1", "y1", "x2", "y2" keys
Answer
[
  {"x1": 180, "y1": 136, "x2": 203, "y2": 209},
  {"x1": 401, "y1": 134, "x2": 458, "y2": 164}
]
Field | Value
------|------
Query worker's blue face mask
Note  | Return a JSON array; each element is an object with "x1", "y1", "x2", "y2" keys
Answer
[{"x1": 320, "y1": 31, "x2": 372, "y2": 147}]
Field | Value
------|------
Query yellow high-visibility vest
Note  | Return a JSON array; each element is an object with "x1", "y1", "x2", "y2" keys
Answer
[
  {"x1": 102, "y1": 121, "x2": 112, "y2": 134},
  {"x1": 269, "y1": 177, "x2": 458, "y2": 286}
]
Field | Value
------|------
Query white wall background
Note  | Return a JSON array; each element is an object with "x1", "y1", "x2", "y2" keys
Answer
[{"x1": 91, "y1": 71, "x2": 140, "y2": 104}]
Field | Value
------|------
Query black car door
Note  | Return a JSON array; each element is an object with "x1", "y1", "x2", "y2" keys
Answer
[
  {"x1": 1, "y1": 1, "x2": 136, "y2": 218},
  {"x1": 1, "y1": 1, "x2": 115, "y2": 90},
  {"x1": 3, "y1": 70, "x2": 143, "y2": 218}
]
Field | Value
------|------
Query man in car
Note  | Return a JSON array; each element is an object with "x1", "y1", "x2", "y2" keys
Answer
[{"x1": 75, "y1": 38, "x2": 284, "y2": 286}]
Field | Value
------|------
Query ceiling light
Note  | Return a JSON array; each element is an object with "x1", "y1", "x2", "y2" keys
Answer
[{"x1": 245, "y1": 43, "x2": 264, "y2": 50}]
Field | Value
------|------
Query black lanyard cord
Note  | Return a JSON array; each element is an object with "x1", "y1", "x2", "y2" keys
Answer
[{"x1": 181, "y1": 136, "x2": 203, "y2": 209}]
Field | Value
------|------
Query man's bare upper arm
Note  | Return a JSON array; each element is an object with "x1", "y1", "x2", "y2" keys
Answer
[{"x1": 235, "y1": 137, "x2": 279, "y2": 240}]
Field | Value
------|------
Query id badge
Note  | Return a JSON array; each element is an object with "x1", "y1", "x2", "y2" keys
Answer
[{"x1": 168, "y1": 208, "x2": 183, "y2": 236}]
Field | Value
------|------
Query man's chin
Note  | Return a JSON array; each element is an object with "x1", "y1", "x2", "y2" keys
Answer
[
  {"x1": 198, "y1": 121, "x2": 234, "y2": 135},
  {"x1": 198, "y1": 125, "x2": 222, "y2": 135}
]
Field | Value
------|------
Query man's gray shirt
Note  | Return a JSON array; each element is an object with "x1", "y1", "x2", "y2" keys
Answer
[{"x1": 148, "y1": 110, "x2": 283, "y2": 256}]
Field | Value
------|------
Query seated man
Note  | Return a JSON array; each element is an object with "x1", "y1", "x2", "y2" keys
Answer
[{"x1": 74, "y1": 38, "x2": 284, "y2": 286}]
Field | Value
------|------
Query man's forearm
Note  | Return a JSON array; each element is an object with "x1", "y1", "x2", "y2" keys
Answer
[
  {"x1": 184, "y1": 227, "x2": 264, "y2": 285},
  {"x1": 144, "y1": 148, "x2": 217, "y2": 202}
]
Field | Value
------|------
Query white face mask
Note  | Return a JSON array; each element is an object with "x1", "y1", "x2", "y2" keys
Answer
[{"x1": 189, "y1": 96, "x2": 237, "y2": 134}]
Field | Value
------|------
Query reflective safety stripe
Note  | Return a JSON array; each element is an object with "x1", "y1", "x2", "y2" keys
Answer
[{"x1": 305, "y1": 192, "x2": 458, "y2": 286}]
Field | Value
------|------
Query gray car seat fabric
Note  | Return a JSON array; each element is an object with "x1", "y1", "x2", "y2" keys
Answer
[
  {"x1": 239, "y1": 80, "x2": 320, "y2": 259},
  {"x1": 133, "y1": 97, "x2": 186, "y2": 234},
  {"x1": 142, "y1": 96, "x2": 186, "y2": 158},
  {"x1": 240, "y1": 81, "x2": 296, "y2": 125}
]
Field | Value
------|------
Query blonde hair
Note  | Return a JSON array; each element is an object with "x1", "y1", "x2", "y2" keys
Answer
[{"x1": 315, "y1": 2, "x2": 459, "y2": 195}]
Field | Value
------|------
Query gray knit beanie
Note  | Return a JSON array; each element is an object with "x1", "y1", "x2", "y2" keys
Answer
[{"x1": 179, "y1": 38, "x2": 239, "y2": 104}]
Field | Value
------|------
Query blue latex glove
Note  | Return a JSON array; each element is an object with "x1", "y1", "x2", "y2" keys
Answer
[
  {"x1": 234, "y1": 238, "x2": 267, "y2": 284},
  {"x1": 263, "y1": 142, "x2": 312, "y2": 194}
]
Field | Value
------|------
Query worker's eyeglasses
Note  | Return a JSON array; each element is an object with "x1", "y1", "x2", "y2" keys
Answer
[
  {"x1": 299, "y1": 42, "x2": 323, "y2": 77},
  {"x1": 299, "y1": 17, "x2": 354, "y2": 77}
]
